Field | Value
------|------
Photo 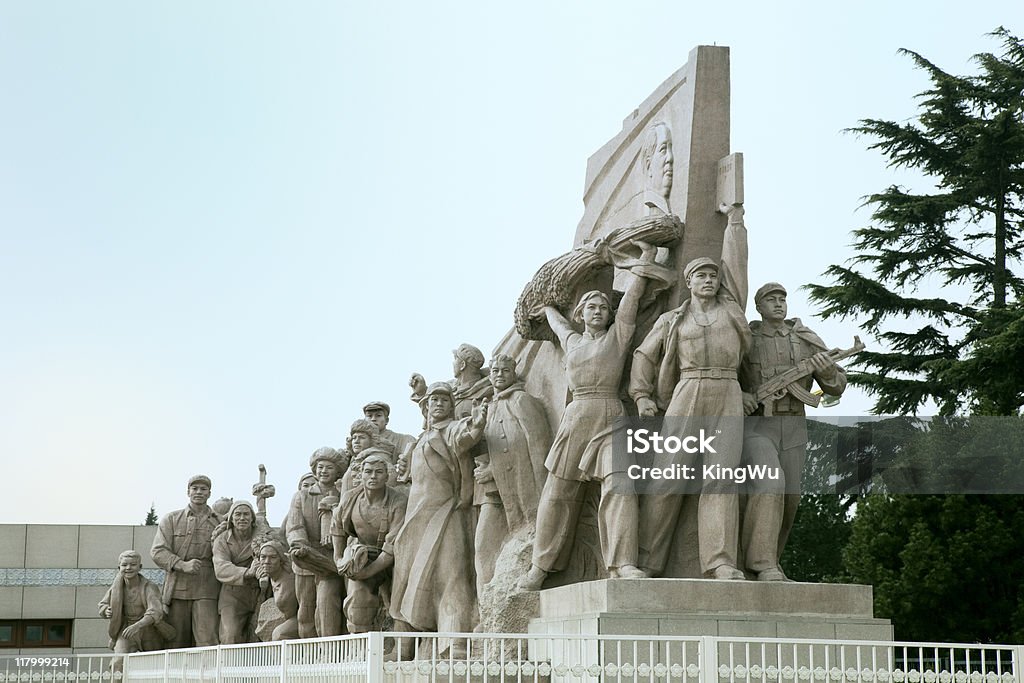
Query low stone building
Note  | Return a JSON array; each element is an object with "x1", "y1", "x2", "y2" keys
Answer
[{"x1": 0, "y1": 525, "x2": 162, "y2": 654}]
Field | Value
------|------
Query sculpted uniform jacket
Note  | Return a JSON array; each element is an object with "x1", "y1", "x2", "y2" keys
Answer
[
  {"x1": 629, "y1": 294, "x2": 751, "y2": 415},
  {"x1": 331, "y1": 485, "x2": 408, "y2": 557},
  {"x1": 285, "y1": 484, "x2": 337, "y2": 577},
  {"x1": 629, "y1": 212, "x2": 751, "y2": 415},
  {"x1": 390, "y1": 416, "x2": 480, "y2": 632},
  {"x1": 740, "y1": 318, "x2": 847, "y2": 448},
  {"x1": 546, "y1": 318, "x2": 636, "y2": 482},
  {"x1": 212, "y1": 532, "x2": 257, "y2": 586},
  {"x1": 485, "y1": 382, "x2": 551, "y2": 531},
  {"x1": 151, "y1": 505, "x2": 221, "y2": 604},
  {"x1": 453, "y1": 378, "x2": 496, "y2": 503},
  {"x1": 212, "y1": 526, "x2": 267, "y2": 612},
  {"x1": 379, "y1": 428, "x2": 417, "y2": 458},
  {"x1": 98, "y1": 574, "x2": 165, "y2": 649},
  {"x1": 409, "y1": 376, "x2": 492, "y2": 500}
]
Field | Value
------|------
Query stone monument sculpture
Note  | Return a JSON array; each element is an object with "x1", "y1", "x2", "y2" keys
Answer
[
  {"x1": 483, "y1": 354, "x2": 551, "y2": 536},
  {"x1": 507, "y1": 214, "x2": 683, "y2": 588},
  {"x1": 339, "y1": 419, "x2": 383, "y2": 493},
  {"x1": 254, "y1": 538, "x2": 299, "y2": 640},
  {"x1": 629, "y1": 205, "x2": 752, "y2": 580},
  {"x1": 150, "y1": 474, "x2": 222, "y2": 647},
  {"x1": 390, "y1": 382, "x2": 487, "y2": 655},
  {"x1": 285, "y1": 447, "x2": 346, "y2": 637},
  {"x1": 362, "y1": 401, "x2": 416, "y2": 456},
  {"x1": 473, "y1": 353, "x2": 552, "y2": 597},
  {"x1": 113, "y1": 46, "x2": 895, "y2": 653},
  {"x1": 496, "y1": 48, "x2": 735, "y2": 582},
  {"x1": 274, "y1": 472, "x2": 316, "y2": 538},
  {"x1": 641, "y1": 121, "x2": 674, "y2": 216},
  {"x1": 296, "y1": 472, "x2": 315, "y2": 492},
  {"x1": 408, "y1": 344, "x2": 498, "y2": 579},
  {"x1": 331, "y1": 449, "x2": 408, "y2": 633},
  {"x1": 409, "y1": 344, "x2": 494, "y2": 419},
  {"x1": 99, "y1": 549, "x2": 172, "y2": 663},
  {"x1": 739, "y1": 282, "x2": 848, "y2": 580},
  {"x1": 518, "y1": 265, "x2": 653, "y2": 591},
  {"x1": 212, "y1": 500, "x2": 269, "y2": 643}
]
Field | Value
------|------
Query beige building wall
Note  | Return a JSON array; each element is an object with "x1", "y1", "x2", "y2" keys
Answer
[{"x1": 0, "y1": 525, "x2": 161, "y2": 654}]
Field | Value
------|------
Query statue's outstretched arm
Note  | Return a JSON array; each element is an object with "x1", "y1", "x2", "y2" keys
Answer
[
  {"x1": 616, "y1": 269, "x2": 648, "y2": 328},
  {"x1": 543, "y1": 306, "x2": 576, "y2": 350},
  {"x1": 718, "y1": 204, "x2": 748, "y2": 311}
]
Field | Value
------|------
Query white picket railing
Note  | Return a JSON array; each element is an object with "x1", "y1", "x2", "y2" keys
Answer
[
  {"x1": 0, "y1": 654, "x2": 120, "y2": 681},
  {"x1": 120, "y1": 634, "x2": 1023, "y2": 683}
]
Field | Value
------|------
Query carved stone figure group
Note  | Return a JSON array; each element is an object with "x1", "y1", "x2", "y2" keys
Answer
[
  {"x1": 100, "y1": 192, "x2": 852, "y2": 655},
  {"x1": 92, "y1": 73, "x2": 863, "y2": 660},
  {"x1": 104, "y1": 266, "x2": 847, "y2": 654},
  {"x1": 101, "y1": 365, "x2": 556, "y2": 649}
]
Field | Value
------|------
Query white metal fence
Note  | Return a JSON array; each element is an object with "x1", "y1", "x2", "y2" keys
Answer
[
  {"x1": 119, "y1": 634, "x2": 1022, "y2": 683},
  {"x1": 0, "y1": 654, "x2": 120, "y2": 682}
]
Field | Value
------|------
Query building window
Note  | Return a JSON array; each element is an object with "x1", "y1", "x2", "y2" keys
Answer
[{"x1": 0, "y1": 620, "x2": 72, "y2": 648}]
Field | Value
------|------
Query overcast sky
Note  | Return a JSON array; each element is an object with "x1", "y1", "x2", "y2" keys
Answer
[{"x1": 1, "y1": 1, "x2": 1017, "y2": 526}]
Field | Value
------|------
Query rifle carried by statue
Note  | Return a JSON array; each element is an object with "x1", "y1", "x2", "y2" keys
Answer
[{"x1": 756, "y1": 336, "x2": 865, "y2": 416}]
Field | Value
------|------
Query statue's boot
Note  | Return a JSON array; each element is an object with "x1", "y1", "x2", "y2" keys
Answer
[
  {"x1": 517, "y1": 564, "x2": 547, "y2": 591},
  {"x1": 616, "y1": 564, "x2": 647, "y2": 579},
  {"x1": 756, "y1": 567, "x2": 790, "y2": 582},
  {"x1": 709, "y1": 565, "x2": 745, "y2": 580}
]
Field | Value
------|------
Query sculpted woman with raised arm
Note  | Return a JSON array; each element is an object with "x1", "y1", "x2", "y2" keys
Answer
[{"x1": 518, "y1": 268, "x2": 649, "y2": 591}]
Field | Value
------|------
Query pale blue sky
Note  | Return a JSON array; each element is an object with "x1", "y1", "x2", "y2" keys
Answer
[{"x1": 1, "y1": 1, "x2": 1017, "y2": 525}]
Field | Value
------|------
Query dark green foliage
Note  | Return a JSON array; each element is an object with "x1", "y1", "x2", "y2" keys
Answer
[
  {"x1": 844, "y1": 495, "x2": 1024, "y2": 643},
  {"x1": 810, "y1": 414, "x2": 1024, "y2": 640},
  {"x1": 780, "y1": 494, "x2": 852, "y2": 583},
  {"x1": 807, "y1": 28, "x2": 1024, "y2": 416},
  {"x1": 144, "y1": 504, "x2": 158, "y2": 526},
  {"x1": 808, "y1": 415, "x2": 1024, "y2": 495},
  {"x1": 807, "y1": 31, "x2": 1024, "y2": 643}
]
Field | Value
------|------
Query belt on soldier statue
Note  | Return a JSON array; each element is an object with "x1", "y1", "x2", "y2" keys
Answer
[
  {"x1": 571, "y1": 387, "x2": 620, "y2": 400},
  {"x1": 678, "y1": 367, "x2": 737, "y2": 380}
]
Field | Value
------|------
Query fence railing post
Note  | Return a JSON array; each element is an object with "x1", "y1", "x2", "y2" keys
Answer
[
  {"x1": 700, "y1": 637, "x2": 718, "y2": 683},
  {"x1": 367, "y1": 632, "x2": 385, "y2": 683},
  {"x1": 215, "y1": 646, "x2": 223, "y2": 683},
  {"x1": 280, "y1": 641, "x2": 290, "y2": 683}
]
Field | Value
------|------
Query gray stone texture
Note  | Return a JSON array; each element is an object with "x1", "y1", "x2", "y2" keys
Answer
[
  {"x1": 530, "y1": 578, "x2": 892, "y2": 642},
  {"x1": 0, "y1": 587, "x2": 23, "y2": 618},
  {"x1": 0, "y1": 526, "x2": 27, "y2": 568},
  {"x1": 25, "y1": 526, "x2": 79, "y2": 568},
  {"x1": 78, "y1": 526, "x2": 134, "y2": 568},
  {"x1": 22, "y1": 586, "x2": 75, "y2": 618}
]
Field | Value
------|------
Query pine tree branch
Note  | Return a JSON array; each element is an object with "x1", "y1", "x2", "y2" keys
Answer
[
  {"x1": 814, "y1": 30, "x2": 1024, "y2": 415},
  {"x1": 805, "y1": 267, "x2": 978, "y2": 330},
  {"x1": 848, "y1": 371, "x2": 954, "y2": 415}
]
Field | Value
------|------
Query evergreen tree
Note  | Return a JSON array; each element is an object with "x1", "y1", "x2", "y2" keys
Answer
[
  {"x1": 144, "y1": 503, "x2": 158, "y2": 526},
  {"x1": 810, "y1": 31, "x2": 1024, "y2": 643},
  {"x1": 780, "y1": 494, "x2": 852, "y2": 583},
  {"x1": 807, "y1": 28, "x2": 1024, "y2": 416},
  {"x1": 844, "y1": 495, "x2": 1024, "y2": 643}
]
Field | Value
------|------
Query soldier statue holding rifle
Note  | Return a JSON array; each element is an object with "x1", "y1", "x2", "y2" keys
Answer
[{"x1": 739, "y1": 282, "x2": 859, "y2": 581}]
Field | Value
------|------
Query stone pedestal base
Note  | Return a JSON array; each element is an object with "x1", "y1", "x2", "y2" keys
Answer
[{"x1": 528, "y1": 579, "x2": 892, "y2": 641}]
